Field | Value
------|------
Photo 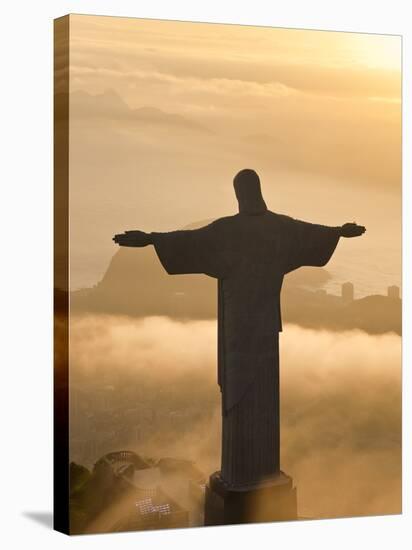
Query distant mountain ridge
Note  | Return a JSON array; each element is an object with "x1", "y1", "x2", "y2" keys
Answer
[
  {"x1": 56, "y1": 89, "x2": 213, "y2": 134},
  {"x1": 69, "y1": 232, "x2": 401, "y2": 336}
]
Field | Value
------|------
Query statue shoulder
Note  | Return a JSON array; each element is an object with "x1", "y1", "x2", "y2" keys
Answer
[
  {"x1": 266, "y1": 211, "x2": 296, "y2": 226},
  {"x1": 206, "y1": 214, "x2": 237, "y2": 230}
]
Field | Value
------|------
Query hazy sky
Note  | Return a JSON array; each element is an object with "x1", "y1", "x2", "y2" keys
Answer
[{"x1": 65, "y1": 15, "x2": 401, "y2": 293}]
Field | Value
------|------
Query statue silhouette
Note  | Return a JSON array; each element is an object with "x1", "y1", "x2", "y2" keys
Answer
[{"x1": 113, "y1": 169, "x2": 365, "y2": 493}]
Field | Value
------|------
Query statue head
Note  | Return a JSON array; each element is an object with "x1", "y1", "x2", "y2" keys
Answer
[{"x1": 233, "y1": 169, "x2": 267, "y2": 215}]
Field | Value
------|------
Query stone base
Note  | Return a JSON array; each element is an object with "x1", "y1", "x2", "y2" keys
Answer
[{"x1": 204, "y1": 471, "x2": 297, "y2": 526}]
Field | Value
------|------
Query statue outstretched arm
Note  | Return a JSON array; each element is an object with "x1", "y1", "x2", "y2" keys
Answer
[
  {"x1": 338, "y1": 222, "x2": 366, "y2": 238},
  {"x1": 281, "y1": 218, "x2": 365, "y2": 273},
  {"x1": 113, "y1": 222, "x2": 226, "y2": 278},
  {"x1": 113, "y1": 230, "x2": 153, "y2": 247},
  {"x1": 293, "y1": 221, "x2": 366, "y2": 238}
]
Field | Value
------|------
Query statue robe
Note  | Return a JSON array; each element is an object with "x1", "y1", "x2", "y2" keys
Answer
[{"x1": 151, "y1": 211, "x2": 340, "y2": 489}]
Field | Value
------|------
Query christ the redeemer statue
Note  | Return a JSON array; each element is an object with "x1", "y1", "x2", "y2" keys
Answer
[{"x1": 113, "y1": 169, "x2": 365, "y2": 520}]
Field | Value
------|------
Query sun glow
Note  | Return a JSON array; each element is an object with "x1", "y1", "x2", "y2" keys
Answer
[{"x1": 349, "y1": 34, "x2": 401, "y2": 70}]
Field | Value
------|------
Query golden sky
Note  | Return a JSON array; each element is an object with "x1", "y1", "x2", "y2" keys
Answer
[{"x1": 65, "y1": 15, "x2": 401, "y2": 291}]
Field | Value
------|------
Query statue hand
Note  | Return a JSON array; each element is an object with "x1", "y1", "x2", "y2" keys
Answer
[
  {"x1": 113, "y1": 230, "x2": 152, "y2": 247},
  {"x1": 340, "y1": 223, "x2": 366, "y2": 238}
]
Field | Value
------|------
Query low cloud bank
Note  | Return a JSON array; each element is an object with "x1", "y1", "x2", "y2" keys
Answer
[{"x1": 69, "y1": 314, "x2": 401, "y2": 519}]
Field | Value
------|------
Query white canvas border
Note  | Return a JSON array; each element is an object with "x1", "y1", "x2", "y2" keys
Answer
[{"x1": 0, "y1": 1, "x2": 409, "y2": 549}]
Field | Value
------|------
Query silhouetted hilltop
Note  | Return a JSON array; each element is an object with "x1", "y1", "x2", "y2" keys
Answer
[
  {"x1": 72, "y1": 245, "x2": 218, "y2": 319},
  {"x1": 345, "y1": 295, "x2": 401, "y2": 334},
  {"x1": 70, "y1": 243, "x2": 329, "y2": 321},
  {"x1": 71, "y1": 244, "x2": 401, "y2": 335},
  {"x1": 282, "y1": 286, "x2": 401, "y2": 335}
]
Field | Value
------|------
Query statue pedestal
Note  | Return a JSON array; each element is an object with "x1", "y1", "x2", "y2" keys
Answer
[{"x1": 204, "y1": 471, "x2": 297, "y2": 526}]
